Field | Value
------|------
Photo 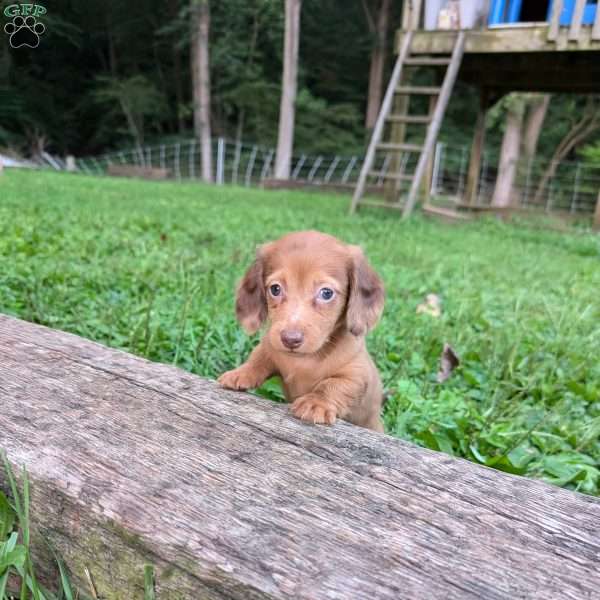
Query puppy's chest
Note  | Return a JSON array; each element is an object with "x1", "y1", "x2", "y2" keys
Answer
[{"x1": 276, "y1": 359, "x2": 327, "y2": 399}]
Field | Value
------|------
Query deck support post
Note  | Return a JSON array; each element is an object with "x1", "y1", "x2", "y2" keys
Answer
[{"x1": 465, "y1": 89, "x2": 492, "y2": 206}]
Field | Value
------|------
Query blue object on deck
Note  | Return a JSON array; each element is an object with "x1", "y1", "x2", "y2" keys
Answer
[
  {"x1": 553, "y1": 0, "x2": 598, "y2": 26},
  {"x1": 488, "y1": 0, "x2": 524, "y2": 25}
]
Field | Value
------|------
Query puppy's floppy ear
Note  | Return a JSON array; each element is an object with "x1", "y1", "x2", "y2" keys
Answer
[
  {"x1": 235, "y1": 244, "x2": 270, "y2": 335},
  {"x1": 346, "y1": 245, "x2": 384, "y2": 336}
]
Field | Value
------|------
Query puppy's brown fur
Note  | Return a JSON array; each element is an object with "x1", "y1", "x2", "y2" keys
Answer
[{"x1": 218, "y1": 231, "x2": 385, "y2": 432}]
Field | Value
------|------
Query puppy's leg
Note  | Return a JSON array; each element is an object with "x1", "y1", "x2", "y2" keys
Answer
[
  {"x1": 218, "y1": 342, "x2": 275, "y2": 391},
  {"x1": 291, "y1": 376, "x2": 363, "y2": 426}
]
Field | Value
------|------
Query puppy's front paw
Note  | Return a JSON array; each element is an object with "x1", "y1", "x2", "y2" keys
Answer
[
  {"x1": 218, "y1": 366, "x2": 262, "y2": 391},
  {"x1": 291, "y1": 394, "x2": 337, "y2": 426}
]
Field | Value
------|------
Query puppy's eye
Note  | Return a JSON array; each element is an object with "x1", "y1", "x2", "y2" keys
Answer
[
  {"x1": 269, "y1": 283, "x2": 282, "y2": 297},
  {"x1": 318, "y1": 287, "x2": 335, "y2": 302}
]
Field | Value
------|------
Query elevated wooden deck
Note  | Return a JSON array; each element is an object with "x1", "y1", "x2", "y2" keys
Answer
[
  {"x1": 396, "y1": 0, "x2": 600, "y2": 94},
  {"x1": 396, "y1": 25, "x2": 600, "y2": 93}
]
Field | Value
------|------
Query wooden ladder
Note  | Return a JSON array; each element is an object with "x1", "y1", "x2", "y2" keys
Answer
[{"x1": 350, "y1": 31, "x2": 466, "y2": 218}]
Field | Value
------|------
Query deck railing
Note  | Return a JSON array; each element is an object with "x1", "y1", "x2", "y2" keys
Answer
[{"x1": 405, "y1": 0, "x2": 600, "y2": 40}]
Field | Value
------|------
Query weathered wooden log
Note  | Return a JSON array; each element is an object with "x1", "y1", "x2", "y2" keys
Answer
[{"x1": 0, "y1": 314, "x2": 599, "y2": 599}]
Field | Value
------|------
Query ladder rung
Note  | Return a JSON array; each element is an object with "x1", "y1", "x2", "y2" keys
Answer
[
  {"x1": 396, "y1": 86, "x2": 442, "y2": 95},
  {"x1": 422, "y1": 204, "x2": 471, "y2": 221},
  {"x1": 358, "y1": 200, "x2": 404, "y2": 210},
  {"x1": 369, "y1": 171, "x2": 413, "y2": 181},
  {"x1": 377, "y1": 143, "x2": 423, "y2": 153},
  {"x1": 386, "y1": 114, "x2": 432, "y2": 124},
  {"x1": 404, "y1": 57, "x2": 451, "y2": 66}
]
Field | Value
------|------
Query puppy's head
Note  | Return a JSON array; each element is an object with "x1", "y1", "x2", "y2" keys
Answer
[{"x1": 236, "y1": 231, "x2": 384, "y2": 354}]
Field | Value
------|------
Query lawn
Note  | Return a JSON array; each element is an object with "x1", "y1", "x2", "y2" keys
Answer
[{"x1": 1, "y1": 169, "x2": 599, "y2": 495}]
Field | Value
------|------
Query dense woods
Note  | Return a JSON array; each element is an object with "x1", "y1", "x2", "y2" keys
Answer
[{"x1": 1, "y1": 0, "x2": 599, "y2": 171}]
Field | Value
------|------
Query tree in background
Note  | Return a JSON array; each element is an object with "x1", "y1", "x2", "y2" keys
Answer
[
  {"x1": 491, "y1": 95, "x2": 527, "y2": 207},
  {"x1": 93, "y1": 76, "x2": 166, "y2": 153},
  {"x1": 522, "y1": 94, "x2": 551, "y2": 161},
  {"x1": 191, "y1": 0, "x2": 213, "y2": 182},
  {"x1": 274, "y1": 0, "x2": 302, "y2": 180},
  {"x1": 491, "y1": 93, "x2": 551, "y2": 207},
  {"x1": 533, "y1": 96, "x2": 600, "y2": 204},
  {"x1": 362, "y1": 0, "x2": 392, "y2": 132}
]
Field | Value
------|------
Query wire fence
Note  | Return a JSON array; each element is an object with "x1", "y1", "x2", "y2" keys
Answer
[{"x1": 43, "y1": 137, "x2": 600, "y2": 216}]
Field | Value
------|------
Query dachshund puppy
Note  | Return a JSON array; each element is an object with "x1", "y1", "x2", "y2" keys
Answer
[{"x1": 218, "y1": 231, "x2": 385, "y2": 432}]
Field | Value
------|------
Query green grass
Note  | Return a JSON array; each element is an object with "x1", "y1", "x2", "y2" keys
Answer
[
  {"x1": 1, "y1": 169, "x2": 599, "y2": 495},
  {"x1": 0, "y1": 453, "x2": 76, "y2": 600}
]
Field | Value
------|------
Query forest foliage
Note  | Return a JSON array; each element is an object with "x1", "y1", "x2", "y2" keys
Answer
[{"x1": 1, "y1": 0, "x2": 599, "y2": 166}]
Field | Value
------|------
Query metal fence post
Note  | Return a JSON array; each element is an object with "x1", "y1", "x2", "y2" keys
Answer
[
  {"x1": 232, "y1": 140, "x2": 242, "y2": 184},
  {"x1": 457, "y1": 146, "x2": 467, "y2": 197},
  {"x1": 307, "y1": 156, "x2": 323, "y2": 182},
  {"x1": 341, "y1": 156, "x2": 358, "y2": 184},
  {"x1": 571, "y1": 163, "x2": 582, "y2": 214},
  {"x1": 523, "y1": 156, "x2": 533, "y2": 206},
  {"x1": 431, "y1": 142, "x2": 443, "y2": 196},
  {"x1": 292, "y1": 154, "x2": 306, "y2": 180},
  {"x1": 376, "y1": 154, "x2": 391, "y2": 186},
  {"x1": 245, "y1": 145, "x2": 258, "y2": 186},
  {"x1": 324, "y1": 156, "x2": 341, "y2": 183},
  {"x1": 159, "y1": 145, "x2": 165, "y2": 170},
  {"x1": 189, "y1": 139, "x2": 196, "y2": 180},
  {"x1": 217, "y1": 137, "x2": 225, "y2": 185},
  {"x1": 259, "y1": 148, "x2": 274, "y2": 182},
  {"x1": 478, "y1": 152, "x2": 489, "y2": 206},
  {"x1": 175, "y1": 142, "x2": 181, "y2": 180}
]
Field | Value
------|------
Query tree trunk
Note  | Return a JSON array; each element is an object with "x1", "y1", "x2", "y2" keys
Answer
[
  {"x1": 191, "y1": 0, "x2": 213, "y2": 183},
  {"x1": 491, "y1": 103, "x2": 524, "y2": 207},
  {"x1": 594, "y1": 190, "x2": 600, "y2": 231},
  {"x1": 522, "y1": 94, "x2": 551, "y2": 160},
  {"x1": 235, "y1": 7, "x2": 261, "y2": 145},
  {"x1": 2, "y1": 314, "x2": 600, "y2": 600},
  {"x1": 274, "y1": 0, "x2": 302, "y2": 180},
  {"x1": 174, "y1": 45, "x2": 185, "y2": 134},
  {"x1": 364, "y1": 0, "x2": 391, "y2": 132},
  {"x1": 533, "y1": 103, "x2": 600, "y2": 205}
]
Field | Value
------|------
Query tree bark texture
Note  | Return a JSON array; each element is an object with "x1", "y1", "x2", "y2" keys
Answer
[
  {"x1": 522, "y1": 94, "x2": 551, "y2": 160},
  {"x1": 274, "y1": 0, "x2": 302, "y2": 180},
  {"x1": 364, "y1": 0, "x2": 391, "y2": 131},
  {"x1": 0, "y1": 314, "x2": 599, "y2": 600},
  {"x1": 191, "y1": 0, "x2": 213, "y2": 183},
  {"x1": 491, "y1": 103, "x2": 523, "y2": 207}
]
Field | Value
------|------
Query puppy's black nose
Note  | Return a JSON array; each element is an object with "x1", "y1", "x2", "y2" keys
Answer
[{"x1": 281, "y1": 330, "x2": 304, "y2": 350}]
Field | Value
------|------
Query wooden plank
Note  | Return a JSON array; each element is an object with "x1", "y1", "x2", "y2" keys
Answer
[
  {"x1": 350, "y1": 31, "x2": 413, "y2": 214},
  {"x1": 568, "y1": 0, "x2": 587, "y2": 41},
  {"x1": 411, "y1": 0, "x2": 423, "y2": 30},
  {"x1": 403, "y1": 32, "x2": 465, "y2": 218},
  {"x1": 548, "y1": 0, "x2": 564, "y2": 41},
  {"x1": 396, "y1": 85, "x2": 441, "y2": 95},
  {"x1": 593, "y1": 2, "x2": 600, "y2": 40},
  {"x1": 404, "y1": 57, "x2": 451, "y2": 66},
  {"x1": 1, "y1": 314, "x2": 600, "y2": 599},
  {"x1": 464, "y1": 93, "x2": 488, "y2": 205},
  {"x1": 594, "y1": 190, "x2": 600, "y2": 231},
  {"x1": 403, "y1": 21, "x2": 600, "y2": 54},
  {"x1": 386, "y1": 114, "x2": 432, "y2": 124},
  {"x1": 377, "y1": 142, "x2": 423, "y2": 152},
  {"x1": 368, "y1": 170, "x2": 413, "y2": 181},
  {"x1": 422, "y1": 204, "x2": 471, "y2": 221},
  {"x1": 420, "y1": 93, "x2": 438, "y2": 203}
]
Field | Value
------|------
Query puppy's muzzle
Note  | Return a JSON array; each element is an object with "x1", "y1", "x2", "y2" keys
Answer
[{"x1": 280, "y1": 329, "x2": 304, "y2": 350}]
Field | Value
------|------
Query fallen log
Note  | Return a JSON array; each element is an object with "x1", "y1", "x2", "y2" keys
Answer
[{"x1": 0, "y1": 314, "x2": 599, "y2": 599}]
